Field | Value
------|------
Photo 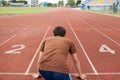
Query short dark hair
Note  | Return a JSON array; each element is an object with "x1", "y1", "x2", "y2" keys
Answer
[{"x1": 53, "y1": 26, "x2": 66, "y2": 37}]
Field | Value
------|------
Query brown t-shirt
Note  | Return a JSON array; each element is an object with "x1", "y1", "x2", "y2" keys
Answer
[{"x1": 39, "y1": 36, "x2": 76, "y2": 74}]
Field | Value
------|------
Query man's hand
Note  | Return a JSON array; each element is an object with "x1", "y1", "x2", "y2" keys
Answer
[
  {"x1": 32, "y1": 73, "x2": 42, "y2": 79},
  {"x1": 80, "y1": 74, "x2": 87, "y2": 80},
  {"x1": 72, "y1": 73, "x2": 87, "y2": 80}
]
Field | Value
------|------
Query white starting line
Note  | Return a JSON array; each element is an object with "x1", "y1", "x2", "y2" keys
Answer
[{"x1": 0, "y1": 72, "x2": 120, "y2": 76}]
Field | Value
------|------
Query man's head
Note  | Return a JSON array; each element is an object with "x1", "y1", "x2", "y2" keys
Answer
[{"x1": 53, "y1": 26, "x2": 66, "y2": 37}]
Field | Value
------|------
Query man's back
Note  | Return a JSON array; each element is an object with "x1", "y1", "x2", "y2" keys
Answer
[{"x1": 40, "y1": 36, "x2": 76, "y2": 74}]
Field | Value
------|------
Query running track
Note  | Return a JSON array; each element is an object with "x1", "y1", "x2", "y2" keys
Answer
[{"x1": 0, "y1": 8, "x2": 120, "y2": 80}]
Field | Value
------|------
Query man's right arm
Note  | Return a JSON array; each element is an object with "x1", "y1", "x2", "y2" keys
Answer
[
  {"x1": 71, "y1": 53, "x2": 87, "y2": 80},
  {"x1": 32, "y1": 40, "x2": 45, "y2": 79},
  {"x1": 37, "y1": 51, "x2": 43, "y2": 71}
]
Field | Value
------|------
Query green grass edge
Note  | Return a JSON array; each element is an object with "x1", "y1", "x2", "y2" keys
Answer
[{"x1": 0, "y1": 7, "x2": 54, "y2": 14}]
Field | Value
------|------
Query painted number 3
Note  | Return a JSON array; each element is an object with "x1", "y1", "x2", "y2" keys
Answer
[
  {"x1": 99, "y1": 44, "x2": 115, "y2": 54},
  {"x1": 5, "y1": 44, "x2": 26, "y2": 54}
]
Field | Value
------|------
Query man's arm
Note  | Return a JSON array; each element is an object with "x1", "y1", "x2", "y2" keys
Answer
[
  {"x1": 71, "y1": 53, "x2": 87, "y2": 79},
  {"x1": 37, "y1": 51, "x2": 44, "y2": 72},
  {"x1": 37, "y1": 40, "x2": 45, "y2": 72},
  {"x1": 32, "y1": 51, "x2": 43, "y2": 79}
]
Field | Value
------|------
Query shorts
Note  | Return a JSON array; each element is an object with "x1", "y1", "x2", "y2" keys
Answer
[{"x1": 39, "y1": 69, "x2": 73, "y2": 80}]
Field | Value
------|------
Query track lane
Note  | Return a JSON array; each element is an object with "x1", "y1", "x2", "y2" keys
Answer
[
  {"x1": 65, "y1": 10, "x2": 120, "y2": 73},
  {"x1": 77, "y1": 13, "x2": 120, "y2": 44},
  {"x1": 78, "y1": 11, "x2": 120, "y2": 25},
  {"x1": 0, "y1": 11, "x2": 56, "y2": 80},
  {"x1": 0, "y1": 28, "x2": 24, "y2": 46},
  {"x1": 74, "y1": 29, "x2": 120, "y2": 72},
  {"x1": 0, "y1": 29, "x2": 46, "y2": 73},
  {"x1": 25, "y1": 17, "x2": 55, "y2": 74}
]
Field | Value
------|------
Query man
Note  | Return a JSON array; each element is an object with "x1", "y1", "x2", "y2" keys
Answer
[{"x1": 33, "y1": 26, "x2": 86, "y2": 80}]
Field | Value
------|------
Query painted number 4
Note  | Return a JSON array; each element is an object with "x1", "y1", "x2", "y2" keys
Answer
[
  {"x1": 5, "y1": 44, "x2": 26, "y2": 54},
  {"x1": 99, "y1": 44, "x2": 115, "y2": 54}
]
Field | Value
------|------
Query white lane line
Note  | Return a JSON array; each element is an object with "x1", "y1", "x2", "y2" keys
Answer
[
  {"x1": 79, "y1": 14, "x2": 120, "y2": 28},
  {"x1": 0, "y1": 34, "x2": 17, "y2": 46},
  {"x1": 0, "y1": 72, "x2": 120, "y2": 76},
  {"x1": 24, "y1": 18, "x2": 55, "y2": 75},
  {"x1": 96, "y1": 72, "x2": 120, "y2": 75},
  {"x1": 79, "y1": 14, "x2": 120, "y2": 31},
  {"x1": 0, "y1": 72, "x2": 29, "y2": 75},
  {"x1": 71, "y1": 72, "x2": 120, "y2": 75},
  {"x1": 0, "y1": 28, "x2": 28, "y2": 46},
  {"x1": 65, "y1": 16, "x2": 99, "y2": 75},
  {"x1": 79, "y1": 18, "x2": 120, "y2": 47}
]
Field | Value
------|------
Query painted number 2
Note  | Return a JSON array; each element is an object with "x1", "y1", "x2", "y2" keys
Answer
[
  {"x1": 5, "y1": 44, "x2": 26, "y2": 54},
  {"x1": 99, "y1": 44, "x2": 115, "y2": 54}
]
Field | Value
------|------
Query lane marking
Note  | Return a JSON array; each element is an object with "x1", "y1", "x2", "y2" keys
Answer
[
  {"x1": 77, "y1": 16, "x2": 120, "y2": 47},
  {"x1": 0, "y1": 28, "x2": 26, "y2": 46},
  {"x1": 65, "y1": 15, "x2": 99, "y2": 75},
  {"x1": 0, "y1": 72, "x2": 120, "y2": 76},
  {"x1": 78, "y1": 14, "x2": 120, "y2": 31},
  {"x1": 99, "y1": 44, "x2": 115, "y2": 54},
  {"x1": 85, "y1": 21, "x2": 120, "y2": 47},
  {"x1": 24, "y1": 18, "x2": 55, "y2": 75},
  {"x1": 98, "y1": 21, "x2": 120, "y2": 31},
  {"x1": 71, "y1": 72, "x2": 120, "y2": 75},
  {"x1": 4, "y1": 44, "x2": 26, "y2": 54},
  {"x1": 0, "y1": 34, "x2": 17, "y2": 46}
]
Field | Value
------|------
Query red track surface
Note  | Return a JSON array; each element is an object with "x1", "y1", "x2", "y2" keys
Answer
[{"x1": 0, "y1": 8, "x2": 120, "y2": 80}]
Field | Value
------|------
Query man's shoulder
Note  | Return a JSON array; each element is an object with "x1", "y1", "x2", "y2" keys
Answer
[
  {"x1": 64, "y1": 37, "x2": 71, "y2": 41},
  {"x1": 45, "y1": 36, "x2": 72, "y2": 43},
  {"x1": 45, "y1": 36, "x2": 55, "y2": 40},
  {"x1": 62, "y1": 37, "x2": 73, "y2": 44}
]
